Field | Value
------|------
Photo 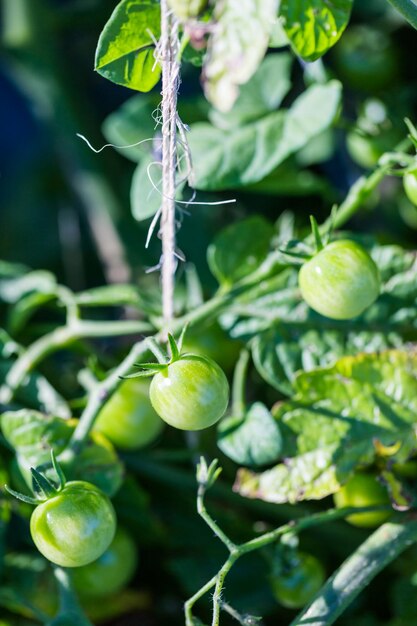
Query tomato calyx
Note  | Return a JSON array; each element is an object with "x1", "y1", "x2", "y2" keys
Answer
[
  {"x1": 5, "y1": 449, "x2": 66, "y2": 506},
  {"x1": 125, "y1": 329, "x2": 188, "y2": 380},
  {"x1": 279, "y1": 212, "x2": 336, "y2": 265}
]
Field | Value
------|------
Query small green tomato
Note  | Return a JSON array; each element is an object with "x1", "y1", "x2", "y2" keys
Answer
[
  {"x1": 404, "y1": 171, "x2": 417, "y2": 207},
  {"x1": 333, "y1": 473, "x2": 391, "y2": 528},
  {"x1": 94, "y1": 379, "x2": 164, "y2": 450},
  {"x1": 30, "y1": 481, "x2": 116, "y2": 568},
  {"x1": 298, "y1": 240, "x2": 380, "y2": 320},
  {"x1": 271, "y1": 552, "x2": 325, "y2": 609},
  {"x1": 150, "y1": 354, "x2": 229, "y2": 431},
  {"x1": 73, "y1": 527, "x2": 137, "y2": 597}
]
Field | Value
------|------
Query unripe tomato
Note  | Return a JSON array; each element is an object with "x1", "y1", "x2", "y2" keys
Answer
[
  {"x1": 271, "y1": 552, "x2": 325, "y2": 609},
  {"x1": 181, "y1": 323, "x2": 241, "y2": 373},
  {"x1": 30, "y1": 481, "x2": 116, "y2": 567},
  {"x1": 94, "y1": 379, "x2": 164, "y2": 450},
  {"x1": 333, "y1": 473, "x2": 391, "y2": 528},
  {"x1": 403, "y1": 171, "x2": 417, "y2": 207},
  {"x1": 168, "y1": 0, "x2": 207, "y2": 20},
  {"x1": 149, "y1": 354, "x2": 229, "y2": 430},
  {"x1": 347, "y1": 127, "x2": 401, "y2": 170},
  {"x1": 298, "y1": 240, "x2": 380, "y2": 320},
  {"x1": 73, "y1": 527, "x2": 137, "y2": 597}
]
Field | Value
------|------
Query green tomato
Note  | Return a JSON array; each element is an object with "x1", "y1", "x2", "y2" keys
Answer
[
  {"x1": 149, "y1": 354, "x2": 229, "y2": 430},
  {"x1": 298, "y1": 240, "x2": 380, "y2": 320},
  {"x1": 181, "y1": 323, "x2": 241, "y2": 373},
  {"x1": 333, "y1": 26, "x2": 398, "y2": 92},
  {"x1": 347, "y1": 128, "x2": 399, "y2": 170},
  {"x1": 333, "y1": 473, "x2": 391, "y2": 528},
  {"x1": 168, "y1": 0, "x2": 207, "y2": 19},
  {"x1": 94, "y1": 379, "x2": 164, "y2": 450},
  {"x1": 30, "y1": 481, "x2": 116, "y2": 568},
  {"x1": 73, "y1": 527, "x2": 137, "y2": 597},
  {"x1": 404, "y1": 171, "x2": 417, "y2": 207},
  {"x1": 271, "y1": 552, "x2": 325, "y2": 609}
]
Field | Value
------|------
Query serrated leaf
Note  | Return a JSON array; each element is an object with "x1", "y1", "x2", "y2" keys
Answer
[
  {"x1": 189, "y1": 81, "x2": 341, "y2": 190},
  {"x1": 95, "y1": 0, "x2": 161, "y2": 92},
  {"x1": 279, "y1": 0, "x2": 353, "y2": 62},
  {"x1": 209, "y1": 53, "x2": 293, "y2": 130},
  {"x1": 235, "y1": 350, "x2": 417, "y2": 504},
  {"x1": 218, "y1": 403, "x2": 282, "y2": 467},
  {"x1": 203, "y1": 0, "x2": 279, "y2": 112},
  {"x1": 207, "y1": 216, "x2": 274, "y2": 286}
]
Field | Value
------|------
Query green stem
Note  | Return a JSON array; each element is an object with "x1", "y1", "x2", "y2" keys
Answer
[
  {"x1": 0, "y1": 320, "x2": 152, "y2": 405},
  {"x1": 212, "y1": 553, "x2": 240, "y2": 626},
  {"x1": 185, "y1": 575, "x2": 217, "y2": 626},
  {"x1": 232, "y1": 349, "x2": 250, "y2": 417},
  {"x1": 290, "y1": 517, "x2": 417, "y2": 626},
  {"x1": 53, "y1": 567, "x2": 93, "y2": 625},
  {"x1": 197, "y1": 484, "x2": 238, "y2": 553}
]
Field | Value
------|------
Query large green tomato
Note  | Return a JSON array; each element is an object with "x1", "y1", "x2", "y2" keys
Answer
[
  {"x1": 271, "y1": 552, "x2": 325, "y2": 609},
  {"x1": 298, "y1": 240, "x2": 380, "y2": 320},
  {"x1": 94, "y1": 379, "x2": 164, "y2": 450},
  {"x1": 30, "y1": 481, "x2": 116, "y2": 567},
  {"x1": 149, "y1": 354, "x2": 229, "y2": 430},
  {"x1": 73, "y1": 527, "x2": 137, "y2": 597},
  {"x1": 333, "y1": 473, "x2": 391, "y2": 528},
  {"x1": 404, "y1": 171, "x2": 417, "y2": 207}
]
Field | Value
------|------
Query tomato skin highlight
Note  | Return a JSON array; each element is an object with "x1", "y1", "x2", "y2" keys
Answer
[
  {"x1": 73, "y1": 527, "x2": 137, "y2": 597},
  {"x1": 298, "y1": 240, "x2": 380, "y2": 320},
  {"x1": 403, "y1": 171, "x2": 417, "y2": 207},
  {"x1": 271, "y1": 552, "x2": 325, "y2": 609},
  {"x1": 333, "y1": 473, "x2": 391, "y2": 528},
  {"x1": 94, "y1": 379, "x2": 164, "y2": 450},
  {"x1": 149, "y1": 354, "x2": 229, "y2": 431},
  {"x1": 30, "y1": 481, "x2": 116, "y2": 568}
]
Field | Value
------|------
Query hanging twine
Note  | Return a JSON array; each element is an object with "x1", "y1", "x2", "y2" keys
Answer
[{"x1": 159, "y1": 0, "x2": 181, "y2": 331}]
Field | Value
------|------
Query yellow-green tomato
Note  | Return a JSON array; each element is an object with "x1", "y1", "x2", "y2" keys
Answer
[
  {"x1": 94, "y1": 380, "x2": 164, "y2": 450},
  {"x1": 404, "y1": 171, "x2": 417, "y2": 207},
  {"x1": 30, "y1": 481, "x2": 116, "y2": 567},
  {"x1": 333, "y1": 473, "x2": 391, "y2": 528},
  {"x1": 168, "y1": 0, "x2": 207, "y2": 20},
  {"x1": 298, "y1": 240, "x2": 380, "y2": 320},
  {"x1": 72, "y1": 527, "x2": 137, "y2": 597},
  {"x1": 149, "y1": 355, "x2": 229, "y2": 431},
  {"x1": 271, "y1": 552, "x2": 325, "y2": 609}
]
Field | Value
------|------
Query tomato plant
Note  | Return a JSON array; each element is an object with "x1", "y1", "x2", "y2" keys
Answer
[
  {"x1": 94, "y1": 379, "x2": 164, "y2": 450},
  {"x1": 333, "y1": 474, "x2": 391, "y2": 528},
  {"x1": 2, "y1": 0, "x2": 417, "y2": 625},
  {"x1": 30, "y1": 480, "x2": 116, "y2": 568},
  {"x1": 72, "y1": 527, "x2": 137, "y2": 597},
  {"x1": 149, "y1": 352, "x2": 229, "y2": 431},
  {"x1": 270, "y1": 552, "x2": 326, "y2": 610},
  {"x1": 298, "y1": 240, "x2": 380, "y2": 320}
]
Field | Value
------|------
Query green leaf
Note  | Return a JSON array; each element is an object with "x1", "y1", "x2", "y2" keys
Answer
[
  {"x1": 2, "y1": 411, "x2": 123, "y2": 497},
  {"x1": 209, "y1": 53, "x2": 293, "y2": 130},
  {"x1": 218, "y1": 402, "x2": 282, "y2": 467},
  {"x1": 95, "y1": 0, "x2": 161, "y2": 92},
  {"x1": 203, "y1": 0, "x2": 279, "y2": 111},
  {"x1": 102, "y1": 95, "x2": 158, "y2": 162},
  {"x1": 279, "y1": 0, "x2": 354, "y2": 62},
  {"x1": 74, "y1": 284, "x2": 143, "y2": 308},
  {"x1": 189, "y1": 81, "x2": 341, "y2": 190},
  {"x1": 387, "y1": 0, "x2": 417, "y2": 30},
  {"x1": 235, "y1": 350, "x2": 417, "y2": 504},
  {"x1": 207, "y1": 216, "x2": 274, "y2": 286}
]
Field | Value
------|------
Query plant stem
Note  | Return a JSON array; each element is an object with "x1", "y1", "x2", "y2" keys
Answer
[
  {"x1": 0, "y1": 320, "x2": 152, "y2": 405},
  {"x1": 197, "y1": 484, "x2": 238, "y2": 553},
  {"x1": 160, "y1": 0, "x2": 180, "y2": 331},
  {"x1": 185, "y1": 575, "x2": 217, "y2": 626},
  {"x1": 232, "y1": 349, "x2": 250, "y2": 416},
  {"x1": 290, "y1": 517, "x2": 417, "y2": 626}
]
